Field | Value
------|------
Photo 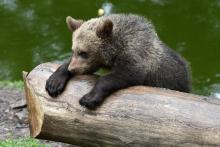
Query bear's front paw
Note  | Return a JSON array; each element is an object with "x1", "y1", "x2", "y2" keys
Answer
[
  {"x1": 45, "y1": 74, "x2": 67, "y2": 97},
  {"x1": 79, "y1": 92, "x2": 103, "y2": 110}
]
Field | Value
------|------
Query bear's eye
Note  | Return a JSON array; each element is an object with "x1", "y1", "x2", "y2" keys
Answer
[{"x1": 78, "y1": 51, "x2": 88, "y2": 59}]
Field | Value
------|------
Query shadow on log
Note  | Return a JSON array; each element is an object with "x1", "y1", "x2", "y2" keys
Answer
[{"x1": 23, "y1": 63, "x2": 220, "y2": 147}]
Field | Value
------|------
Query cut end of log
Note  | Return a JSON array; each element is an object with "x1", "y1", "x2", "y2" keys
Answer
[
  {"x1": 23, "y1": 70, "x2": 44, "y2": 138},
  {"x1": 22, "y1": 71, "x2": 28, "y2": 79}
]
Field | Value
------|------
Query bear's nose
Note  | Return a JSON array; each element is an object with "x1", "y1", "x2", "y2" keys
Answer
[{"x1": 68, "y1": 58, "x2": 77, "y2": 72}]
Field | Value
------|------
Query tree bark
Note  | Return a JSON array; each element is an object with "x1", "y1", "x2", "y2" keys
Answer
[{"x1": 23, "y1": 63, "x2": 220, "y2": 147}]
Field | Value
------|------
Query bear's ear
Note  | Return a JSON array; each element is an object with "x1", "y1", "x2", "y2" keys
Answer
[
  {"x1": 66, "y1": 16, "x2": 83, "y2": 32},
  {"x1": 96, "y1": 19, "x2": 113, "y2": 39}
]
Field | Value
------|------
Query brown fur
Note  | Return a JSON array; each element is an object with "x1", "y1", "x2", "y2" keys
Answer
[
  {"x1": 67, "y1": 17, "x2": 106, "y2": 74},
  {"x1": 46, "y1": 14, "x2": 191, "y2": 109}
]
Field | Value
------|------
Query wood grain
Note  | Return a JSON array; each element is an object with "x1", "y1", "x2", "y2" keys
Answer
[{"x1": 23, "y1": 63, "x2": 220, "y2": 147}]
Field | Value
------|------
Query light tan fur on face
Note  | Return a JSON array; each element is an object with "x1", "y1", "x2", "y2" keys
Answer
[{"x1": 67, "y1": 18, "x2": 105, "y2": 74}]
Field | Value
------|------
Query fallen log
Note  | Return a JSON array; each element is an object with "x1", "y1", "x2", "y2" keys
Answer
[{"x1": 23, "y1": 63, "x2": 220, "y2": 147}]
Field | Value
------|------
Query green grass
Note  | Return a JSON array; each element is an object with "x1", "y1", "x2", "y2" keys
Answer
[
  {"x1": 95, "y1": 68, "x2": 110, "y2": 76},
  {"x1": 0, "y1": 138, "x2": 49, "y2": 147},
  {"x1": 0, "y1": 81, "x2": 24, "y2": 91}
]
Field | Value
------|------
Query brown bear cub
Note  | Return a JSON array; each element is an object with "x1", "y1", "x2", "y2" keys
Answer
[{"x1": 46, "y1": 14, "x2": 191, "y2": 109}]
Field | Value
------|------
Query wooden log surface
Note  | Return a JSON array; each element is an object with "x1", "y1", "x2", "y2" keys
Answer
[{"x1": 23, "y1": 63, "x2": 220, "y2": 147}]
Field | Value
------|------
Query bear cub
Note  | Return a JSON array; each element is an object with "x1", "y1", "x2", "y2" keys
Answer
[{"x1": 46, "y1": 14, "x2": 191, "y2": 109}]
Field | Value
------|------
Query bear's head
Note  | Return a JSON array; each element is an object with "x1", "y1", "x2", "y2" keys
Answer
[{"x1": 66, "y1": 16, "x2": 113, "y2": 74}]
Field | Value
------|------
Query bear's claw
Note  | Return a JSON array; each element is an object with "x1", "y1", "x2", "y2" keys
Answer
[
  {"x1": 79, "y1": 92, "x2": 103, "y2": 110},
  {"x1": 45, "y1": 73, "x2": 67, "y2": 97}
]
